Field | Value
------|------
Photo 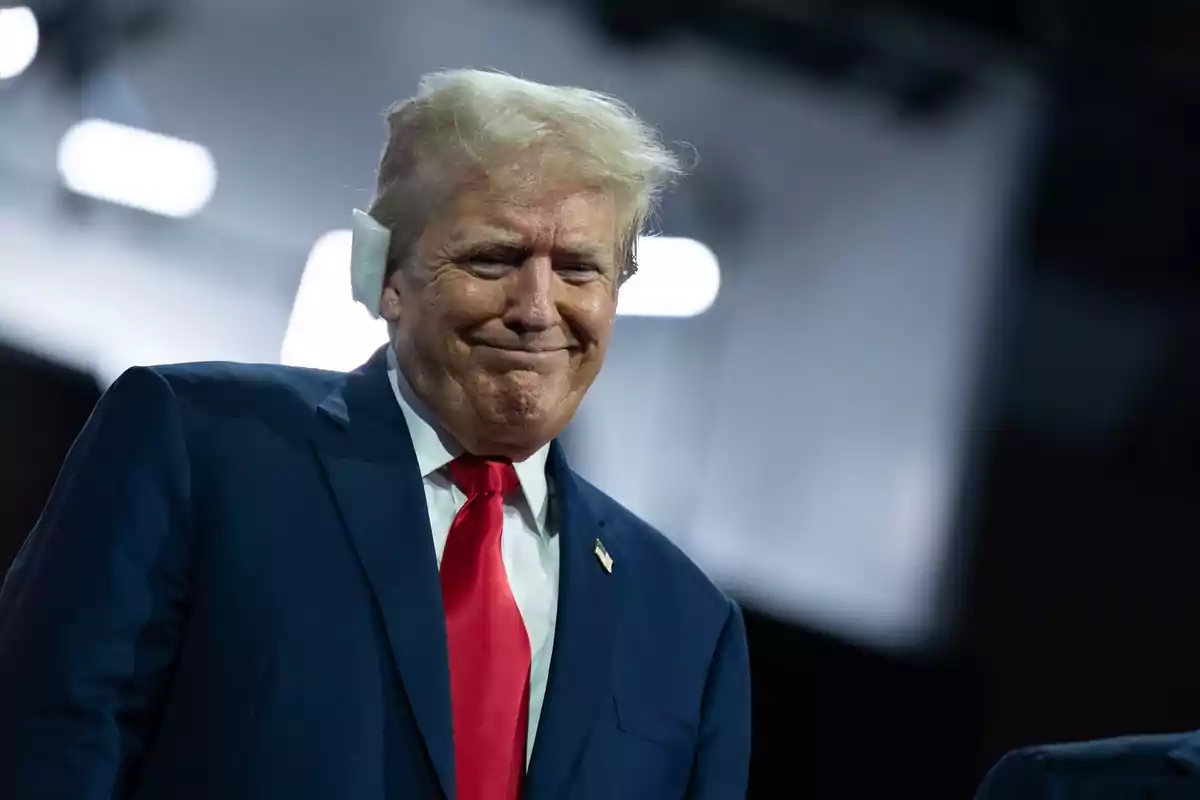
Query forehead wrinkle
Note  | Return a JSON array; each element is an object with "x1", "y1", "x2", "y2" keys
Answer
[
  {"x1": 458, "y1": 212, "x2": 586, "y2": 251},
  {"x1": 486, "y1": 208, "x2": 556, "y2": 244}
]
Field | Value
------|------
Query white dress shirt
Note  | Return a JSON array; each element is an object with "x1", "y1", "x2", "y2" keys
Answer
[{"x1": 386, "y1": 351, "x2": 559, "y2": 766}]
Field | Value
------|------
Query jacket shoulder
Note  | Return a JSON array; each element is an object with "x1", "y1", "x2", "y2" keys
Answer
[
  {"x1": 130, "y1": 360, "x2": 342, "y2": 423},
  {"x1": 977, "y1": 733, "x2": 1199, "y2": 799}
]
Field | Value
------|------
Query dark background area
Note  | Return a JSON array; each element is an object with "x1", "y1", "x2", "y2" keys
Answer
[
  {"x1": 747, "y1": 19, "x2": 1200, "y2": 793},
  {"x1": 3, "y1": 1, "x2": 1199, "y2": 797},
  {"x1": 0, "y1": 345, "x2": 101, "y2": 573}
]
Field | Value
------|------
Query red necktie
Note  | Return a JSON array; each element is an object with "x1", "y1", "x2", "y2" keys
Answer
[{"x1": 441, "y1": 455, "x2": 531, "y2": 800}]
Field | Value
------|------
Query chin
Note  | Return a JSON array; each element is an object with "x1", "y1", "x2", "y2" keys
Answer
[
  {"x1": 466, "y1": 369, "x2": 576, "y2": 430},
  {"x1": 485, "y1": 395, "x2": 555, "y2": 428},
  {"x1": 474, "y1": 390, "x2": 563, "y2": 437}
]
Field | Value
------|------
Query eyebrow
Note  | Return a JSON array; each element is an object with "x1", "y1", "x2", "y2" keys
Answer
[
  {"x1": 552, "y1": 243, "x2": 609, "y2": 263},
  {"x1": 446, "y1": 227, "x2": 524, "y2": 249},
  {"x1": 447, "y1": 229, "x2": 610, "y2": 264}
]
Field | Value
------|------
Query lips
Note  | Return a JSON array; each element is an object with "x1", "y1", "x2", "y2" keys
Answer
[
  {"x1": 476, "y1": 342, "x2": 570, "y2": 354},
  {"x1": 474, "y1": 344, "x2": 573, "y2": 368}
]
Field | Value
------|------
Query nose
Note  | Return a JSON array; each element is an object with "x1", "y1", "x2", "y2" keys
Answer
[{"x1": 503, "y1": 254, "x2": 560, "y2": 333}]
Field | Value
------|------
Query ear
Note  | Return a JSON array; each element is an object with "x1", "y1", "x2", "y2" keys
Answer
[{"x1": 379, "y1": 276, "x2": 403, "y2": 324}]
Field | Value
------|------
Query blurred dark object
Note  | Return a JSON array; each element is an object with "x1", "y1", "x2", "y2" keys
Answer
[
  {"x1": 901, "y1": 0, "x2": 1198, "y2": 51},
  {"x1": 588, "y1": 0, "x2": 679, "y2": 41},
  {"x1": 586, "y1": 0, "x2": 1200, "y2": 107},
  {"x1": 590, "y1": 0, "x2": 1200, "y2": 54},
  {"x1": 1028, "y1": 58, "x2": 1200, "y2": 309},
  {"x1": 0, "y1": 344, "x2": 101, "y2": 575},
  {"x1": 743, "y1": 609, "x2": 983, "y2": 798},
  {"x1": 587, "y1": 0, "x2": 983, "y2": 122},
  {"x1": 17, "y1": 0, "x2": 179, "y2": 94}
]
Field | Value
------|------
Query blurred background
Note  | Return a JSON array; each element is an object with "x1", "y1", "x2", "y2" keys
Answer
[{"x1": 2, "y1": 0, "x2": 1198, "y2": 796}]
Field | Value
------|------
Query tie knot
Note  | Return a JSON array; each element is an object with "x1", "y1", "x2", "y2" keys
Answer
[{"x1": 448, "y1": 455, "x2": 519, "y2": 499}]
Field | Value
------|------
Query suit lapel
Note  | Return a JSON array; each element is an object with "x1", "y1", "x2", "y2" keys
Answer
[
  {"x1": 313, "y1": 347, "x2": 456, "y2": 799},
  {"x1": 524, "y1": 443, "x2": 620, "y2": 800}
]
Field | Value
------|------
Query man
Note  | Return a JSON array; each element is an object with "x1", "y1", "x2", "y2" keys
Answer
[
  {"x1": 976, "y1": 732, "x2": 1200, "y2": 798},
  {"x1": 0, "y1": 70, "x2": 751, "y2": 799}
]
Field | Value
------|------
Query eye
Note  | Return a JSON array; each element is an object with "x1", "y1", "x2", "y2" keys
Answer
[
  {"x1": 471, "y1": 251, "x2": 513, "y2": 265},
  {"x1": 556, "y1": 261, "x2": 601, "y2": 280},
  {"x1": 474, "y1": 251, "x2": 512, "y2": 265},
  {"x1": 465, "y1": 248, "x2": 521, "y2": 276}
]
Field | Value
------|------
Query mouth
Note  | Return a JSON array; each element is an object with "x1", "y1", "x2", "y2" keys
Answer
[{"x1": 475, "y1": 344, "x2": 571, "y2": 363}]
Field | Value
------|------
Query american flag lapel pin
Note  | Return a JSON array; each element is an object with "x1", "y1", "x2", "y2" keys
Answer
[{"x1": 593, "y1": 538, "x2": 614, "y2": 574}]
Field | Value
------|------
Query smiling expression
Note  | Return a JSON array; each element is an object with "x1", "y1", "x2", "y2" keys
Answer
[{"x1": 380, "y1": 183, "x2": 623, "y2": 460}]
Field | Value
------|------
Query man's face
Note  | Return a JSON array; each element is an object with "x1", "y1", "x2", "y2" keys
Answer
[{"x1": 380, "y1": 184, "x2": 621, "y2": 460}]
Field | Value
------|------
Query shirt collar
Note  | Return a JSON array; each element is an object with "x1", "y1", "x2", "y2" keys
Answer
[{"x1": 385, "y1": 347, "x2": 551, "y2": 531}]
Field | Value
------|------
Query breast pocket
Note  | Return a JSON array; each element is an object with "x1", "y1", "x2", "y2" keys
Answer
[
  {"x1": 614, "y1": 694, "x2": 699, "y2": 749},
  {"x1": 582, "y1": 694, "x2": 697, "y2": 799}
]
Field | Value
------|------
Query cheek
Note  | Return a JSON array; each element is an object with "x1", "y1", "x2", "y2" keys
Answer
[
  {"x1": 569, "y1": 288, "x2": 618, "y2": 346},
  {"x1": 426, "y1": 274, "x2": 507, "y2": 329}
]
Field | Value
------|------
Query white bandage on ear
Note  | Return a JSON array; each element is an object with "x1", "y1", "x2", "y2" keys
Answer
[{"x1": 350, "y1": 209, "x2": 393, "y2": 319}]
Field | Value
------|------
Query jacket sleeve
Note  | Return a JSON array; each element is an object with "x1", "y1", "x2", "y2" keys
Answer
[
  {"x1": 974, "y1": 748, "x2": 1053, "y2": 800},
  {"x1": 0, "y1": 367, "x2": 194, "y2": 799},
  {"x1": 686, "y1": 598, "x2": 752, "y2": 800}
]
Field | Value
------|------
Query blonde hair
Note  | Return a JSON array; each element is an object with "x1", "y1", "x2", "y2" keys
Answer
[{"x1": 368, "y1": 69, "x2": 685, "y2": 280}]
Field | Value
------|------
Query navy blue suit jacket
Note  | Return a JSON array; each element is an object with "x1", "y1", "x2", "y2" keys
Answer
[
  {"x1": 976, "y1": 732, "x2": 1200, "y2": 800},
  {"x1": 0, "y1": 347, "x2": 750, "y2": 799}
]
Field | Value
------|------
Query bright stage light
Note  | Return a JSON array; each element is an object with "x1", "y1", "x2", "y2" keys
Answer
[
  {"x1": 282, "y1": 230, "x2": 389, "y2": 371},
  {"x1": 283, "y1": 230, "x2": 721, "y2": 370},
  {"x1": 56, "y1": 119, "x2": 217, "y2": 218},
  {"x1": 0, "y1": 6, "x2": 39, "y2": 80},
  {"x1": 619, "y1": 236, "x2": 721, "y2": 318}
]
